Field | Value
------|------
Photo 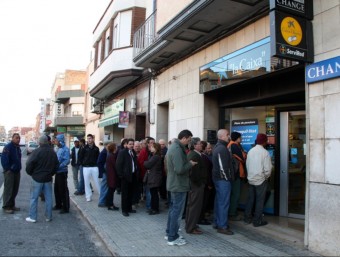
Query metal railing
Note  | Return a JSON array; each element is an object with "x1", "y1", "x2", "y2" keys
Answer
[{"x1": 133, "y1": 10, "x2": 158, "y2": 58}]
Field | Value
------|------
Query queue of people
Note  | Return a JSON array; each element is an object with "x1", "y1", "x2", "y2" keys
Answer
[{"x1": 1, "y1": 129, "x2": 272, "y2": 247}]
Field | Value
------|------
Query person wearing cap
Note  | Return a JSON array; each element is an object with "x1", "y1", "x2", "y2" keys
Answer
[
  {"x1": 53, "y1": 134, "x2": 71, "y2": 214},
  {"x1": 244, "y1": 133, "x2": 272, "y2": 227},
  {"x1": 71, "y1": 138, "x2": 81, "y2": 195},
  {"x1": 25, "y1": 135, "x2": 59, "y2": 222}
]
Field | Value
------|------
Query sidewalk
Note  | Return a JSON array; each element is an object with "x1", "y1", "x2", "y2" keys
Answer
[{"x1": 67, "y1": 178, "x2": 319, "y2": 256}]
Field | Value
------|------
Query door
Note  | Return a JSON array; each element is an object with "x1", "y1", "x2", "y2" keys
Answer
[{"x1": 279, "y1": 111, "x2": 306, "y2": 218}]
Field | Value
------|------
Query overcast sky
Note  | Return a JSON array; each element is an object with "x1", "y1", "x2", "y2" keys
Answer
[{"x1": 0, "y1": 0, "x2": 110, "y2": 131}]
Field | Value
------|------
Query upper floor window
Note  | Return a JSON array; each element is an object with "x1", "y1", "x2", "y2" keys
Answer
[
  {"x1": 104, "y1": 28, "x2": 111, "y2": 58},
  {"x1": 97, "y1": 41, "x2": 102, "y2": 66}
]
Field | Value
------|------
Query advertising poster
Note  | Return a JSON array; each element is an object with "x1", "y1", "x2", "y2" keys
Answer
[
  {"x1": 231, "y1": 119, "x2": 258, "y2": 153},
  {"x1": 118, "y1": 111, "x2": 129, "y2": 128}
]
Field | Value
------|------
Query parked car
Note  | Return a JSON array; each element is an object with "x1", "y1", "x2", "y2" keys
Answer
[
  {"x1": 26, "y1": 142, "x2": 39, "y2": 155},
  {"x1": 0, "y1": 141, "x2": 7, "y2": 156}
]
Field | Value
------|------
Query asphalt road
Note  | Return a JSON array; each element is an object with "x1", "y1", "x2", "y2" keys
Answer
[{"x1": 0, "y1": 154, "x2": 112, "y2": 256}]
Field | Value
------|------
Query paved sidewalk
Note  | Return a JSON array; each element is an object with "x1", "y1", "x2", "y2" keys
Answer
[{"x1": 67, "y1": 178, "x2": 319, "y2": 256}]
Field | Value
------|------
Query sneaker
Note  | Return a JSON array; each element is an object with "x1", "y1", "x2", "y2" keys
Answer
[
  {"x1": 167, "y1": 238, "x2": 187, "y2": 246},
  {"x1": 164, "y1": 235, "x2": 184, "y2": 240},
  {"x1": 46, "y1": 218, "x2": 52, "y2": 222},
  {"x1": 26, "y1": 217, "x2": 37, "y2": 223},
  {"x1": 86, "y1": 198, "x2": 92, "y2": 202}
]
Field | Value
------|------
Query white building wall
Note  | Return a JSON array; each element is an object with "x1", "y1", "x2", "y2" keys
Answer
[
  {"x1": 307, "y1": 1, "x2": 340, "y2": 256},
  {"x1": 93, "y1": 0, "x2": 147, "y2": 43},
  {"x1": 151, "y1": 16, "x2": 270, "y2": 140}
]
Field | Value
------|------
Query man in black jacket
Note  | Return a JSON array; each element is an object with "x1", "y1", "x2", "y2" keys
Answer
[
  {"x1": 212, "y1": 129, "x2": 234, "y2": 235},
  {"x1": 71, "y1": 139, "x2": 81, "y2": 195},
  {"x1": 116, "y1": 138, "x2": 139, "y2": 217},
  {"x1": 25, "y1": 135, "x2": 59, "y2": 223},
  {"x1": 78, "y1": 134, "x2": 100, "y2": 202}
]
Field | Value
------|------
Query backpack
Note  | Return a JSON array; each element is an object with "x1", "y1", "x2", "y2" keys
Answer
[{"x1": 227, "y1": 141, "x2": 247, "y2": 179}]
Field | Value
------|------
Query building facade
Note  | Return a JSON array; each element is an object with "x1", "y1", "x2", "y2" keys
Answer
[
  {"x1": 132, "y1": 0, "x2": 340, "y2": 255},
  {"x1": 89, "y1": 0, "x2": 152, "y2": 142},
  {"x1": 50, "y1": 70, "x2": 87, "y2": 147}
]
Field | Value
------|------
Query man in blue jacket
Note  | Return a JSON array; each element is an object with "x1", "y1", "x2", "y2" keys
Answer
[
  {"x1": 1, "y1": 133, "x2": 22, "y2": 214},
  {"x1": 53, "y1": 134, "x2": 70, "y2": 214}
]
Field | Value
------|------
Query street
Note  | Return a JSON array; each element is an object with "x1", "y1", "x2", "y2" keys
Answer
[{"x1": 0, "y1": 155, "x2": 112, "y2": 256}]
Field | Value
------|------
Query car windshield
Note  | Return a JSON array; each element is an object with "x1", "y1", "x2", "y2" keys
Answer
[
  {"x1": 0, "y1": 142, "x2": 6, "y2": 146},
  {"x1": 29, "y1": 143, "x2": 38, "y2": 148}
]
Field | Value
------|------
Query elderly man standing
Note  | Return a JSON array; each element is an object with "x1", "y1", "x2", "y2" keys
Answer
[
  {"x1": 212, "y1": 129, "x2": 234, "y2": 235},
  {"x1": 1, "y1": 133, "x2": 22, "y2": 214},
  {"x1": 244, "y1": 133, "x2": 272, "y2": 227},
  {"x1": 25, "y1": 135, "x2": 59, "y2": 223},
  {"x1": 165, "y1": 130, "x2": 197, "y2": 246}
]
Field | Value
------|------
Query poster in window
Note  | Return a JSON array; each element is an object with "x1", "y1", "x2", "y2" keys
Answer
[{"x1": 118, "y1": 111, "x2": 129, "y2": 128}]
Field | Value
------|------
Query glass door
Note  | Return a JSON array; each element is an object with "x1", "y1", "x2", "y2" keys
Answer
[{"x1": 279, "y1": 111, "x2": 306, "y2": 218}]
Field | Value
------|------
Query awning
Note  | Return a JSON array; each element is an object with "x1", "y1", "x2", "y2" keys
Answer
[{"x1": 98, "y1": 115, "x2": 119, "y2": 128}]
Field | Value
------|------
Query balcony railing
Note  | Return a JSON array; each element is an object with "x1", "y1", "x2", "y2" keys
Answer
[{"x1": 133, "y1": 10, "x2": 158, "y2": 58}]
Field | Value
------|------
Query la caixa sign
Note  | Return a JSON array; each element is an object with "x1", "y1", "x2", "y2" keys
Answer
[{"x1": 306, "y1": 56, "x2": 340, "y2": 83}]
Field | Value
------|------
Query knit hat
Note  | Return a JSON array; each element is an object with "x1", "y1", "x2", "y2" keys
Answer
[
  {"x1": 38, "y1": 135, "x2": 48, "y2": 145},
  {"x1": 231, "y1": 132, "x2": 242, "y2": 141},
  {"x1": 256, "y1": 133, "x2": 268, "y2": 145}
]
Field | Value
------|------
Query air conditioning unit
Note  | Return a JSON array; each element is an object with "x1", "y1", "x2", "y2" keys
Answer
[{"x1": 90, "y1": 98, "x2": 104, "y2": 114}]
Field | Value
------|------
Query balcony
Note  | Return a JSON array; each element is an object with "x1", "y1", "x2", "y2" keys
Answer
[
  {"x1": 55, "y1": 115, "x2": 84, "y2": 126},
  {"x1": 55, "y1": 90, "x2": 85, "y2": 104},
  {"x1": 133, "y1": 0, "x2": 269, "y2": 71},
  {"x1": 89, "y1": 48, "x2": 143, "y2": 100}
]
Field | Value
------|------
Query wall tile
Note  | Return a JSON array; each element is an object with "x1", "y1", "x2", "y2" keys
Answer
[
  {"x1": 323, "y1": 78, "x2": 340, "y2": 95},
  {"x1": 308, "y1": 183, "x2": 340, "y2": 256},
  {"x1": 325, "y1": 139, "x2": 340, "y2": 184},
  {"x1": 325, "y1": 93, "x2": 340, "y2": 138},
  {"x1": 309, "y1": 82, "x2": 323, "y2": 97},
  {"x1": 309, "y1": 139, "x2": 325, "y2": 183},
  {"x1": 309, "y1": 96, "x2": 324, "y2": 139}
]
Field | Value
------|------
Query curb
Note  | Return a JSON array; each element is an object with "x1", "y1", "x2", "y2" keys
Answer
[{"x1": 70, "y1": 196, "x2": 119, "y2": 256}]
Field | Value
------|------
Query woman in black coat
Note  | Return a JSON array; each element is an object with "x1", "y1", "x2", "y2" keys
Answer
[{"x1": 144, "y1": 143, "x2": 162, "y2": 215}]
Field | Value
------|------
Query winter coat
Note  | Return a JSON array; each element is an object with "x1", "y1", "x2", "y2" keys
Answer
[
  {"x1": 26, "y1": 144, "x2": 59, "y2": 183},
  {"x1": 144, "y1": 154, "x2": 162, "y2": 188},
  {"x1": 166, "y1": 139, "x2": 192, "y2": 192},
  {"x1": 115, "y1": 148, "x2": 139, "y2": 183},
  {"x1": 1, "y1": 141, "x2": 22, "y2": 172},
  {"x1": 106, "y1": 152, "x2": 117, "y2": 188}
]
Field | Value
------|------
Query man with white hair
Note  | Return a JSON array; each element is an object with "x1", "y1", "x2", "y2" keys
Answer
[{"x1": 25, "y1": 135, "x2": 59, "y2": 222}]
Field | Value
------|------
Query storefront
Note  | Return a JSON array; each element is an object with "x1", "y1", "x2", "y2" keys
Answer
[{"x1": 200, "y1": 37, "x2": 306, "y2": 218}]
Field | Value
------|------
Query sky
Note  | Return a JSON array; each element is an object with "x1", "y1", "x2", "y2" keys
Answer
[{"x1": 0, "y1": 0, "x2": 111, "y2": 132}]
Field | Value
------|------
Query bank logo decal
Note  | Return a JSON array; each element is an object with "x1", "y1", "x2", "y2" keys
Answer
[{"x1": 280, "y1": 17, "x2": 302, "y2": 46}]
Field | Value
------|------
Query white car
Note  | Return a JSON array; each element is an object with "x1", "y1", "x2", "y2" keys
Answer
[
  {"x1": 26, "y1": 142, "x2": 39, "y2": 155},
  {"x1": 0, "y1": 142, "x2": 7, "y2": 156}
]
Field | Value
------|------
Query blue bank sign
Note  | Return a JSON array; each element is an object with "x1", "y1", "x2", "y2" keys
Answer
[{"x1": 306, "y1": 56, "x2": 340, "y2": 83}]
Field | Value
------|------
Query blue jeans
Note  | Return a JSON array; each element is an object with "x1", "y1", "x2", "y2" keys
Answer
[
  {"x1": 29, "y1": 179, "x2": 53, "y2": 220},
  {"x1": 98, "y1": 173, "x2": 108, "y2": 205},
  {"x1": 166, "y1": 192, "x2": 187, "y2": 242},
  {"x1": 77, "y1": 166, "x2": 85, "y2": 193},
  {"x1": 213, "y1": 179, "x2": 231, "y2": 229},
  {"x1": 71, "y1": 165, "x2": 80, "y2": 190}
]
